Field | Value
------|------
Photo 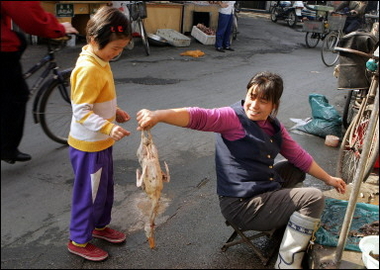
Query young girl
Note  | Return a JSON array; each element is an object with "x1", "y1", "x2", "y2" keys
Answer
[
  {"x1": 136, "y1": 71, "x2": 347, "y2": 269},
  {"x1": 67, "y1": 6, "x2": 132, "y2": 261}
]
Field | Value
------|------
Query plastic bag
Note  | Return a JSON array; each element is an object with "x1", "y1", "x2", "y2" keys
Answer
[{"x1": 297, "y1": 94, "x2": 342, "y2": 138}]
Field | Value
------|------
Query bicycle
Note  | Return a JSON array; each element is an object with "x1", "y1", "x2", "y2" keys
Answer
[
  {"x1": 111, "y1": 1, "x2": 150, "y2": 62},
  {"x1": 229, "y1": 1, "x2": 240, "y2": 46},
  {"x1": 320, "y1": 13, "x2": 348, "y2": 67},
  {"x1": 338, "y1": 22, "x2": 378, "y2": 129},
  {"x1": 336, "y1": 46, "x2": 379, "y2": 183},
  {"x1": 302, "y1": 3, "x2": 333, "y2": 48},
  {"x1": 24, "y1": 37, "x2": 73, "y2": 145},
  {"x1": 302, "y1": 4, "x2": 350, "y2": 66},
  {"x1": 320, "y1": 10, "x2": 377, "y2": 67}
]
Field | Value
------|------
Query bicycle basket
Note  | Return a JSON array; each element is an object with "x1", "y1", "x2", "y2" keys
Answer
[
  {"x1": 327, "y1": 14, "x2": 347, "y2": 31},
  {"x1": 303, "y1": 20, "x2": 325, "y2": 33},
  {"x1": 128, "y1": 2, "x2": 147, "y2": 20},
  {"x1": 138, "y1": 2, "x2": 147, "y2": 19},
  {"x1": 128, "y1": 3, "x2": 139, "y2": 21}
]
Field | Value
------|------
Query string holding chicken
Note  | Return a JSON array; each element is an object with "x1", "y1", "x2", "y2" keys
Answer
[{"x1": 136, "y1": 129, "x2": 170, "y2": 249}]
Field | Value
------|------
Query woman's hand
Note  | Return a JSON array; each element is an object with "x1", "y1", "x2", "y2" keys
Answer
[
  {"x1": 136, "y1": 109, "x2": 157, "y2": 131},
  {"x1": 325, "y1": 176, "x2": 347, "y2": 194}
]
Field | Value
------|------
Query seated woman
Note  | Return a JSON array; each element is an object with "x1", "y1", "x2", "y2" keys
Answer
[{"x1": 136, "y1": 71, "x2": 346, "y2": 269}]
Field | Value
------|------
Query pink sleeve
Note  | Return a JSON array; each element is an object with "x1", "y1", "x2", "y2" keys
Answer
[
  {"x1": 186, "y1": 107, "x2": 245, "y2": 140},
  {"x1": 186, "y1": 107, "x2": 313, "y2": 172},
  {"x1": 279, "y1": 125, "x2": 314, "y2": 172}
]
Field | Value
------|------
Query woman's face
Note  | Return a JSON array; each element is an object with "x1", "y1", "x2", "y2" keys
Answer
[
  {"x1": 243, "y1": 86, "x2": 275, "y2": 121},
  {"x1": 90, "y1": 38, "x2": 130, "y2": 62}
]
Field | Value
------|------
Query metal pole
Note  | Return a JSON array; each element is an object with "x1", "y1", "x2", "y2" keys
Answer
[{"x1": 334, "y1": 81, "x2": 379, "y2": 263}]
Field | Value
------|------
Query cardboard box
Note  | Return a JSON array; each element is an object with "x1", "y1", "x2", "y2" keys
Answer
[
  {"x1": 156, "y1": 29, "x2": 191, "y2": 47},
  {"x1": 191, "y1": 26, "x2": 215, "y2": 45}
]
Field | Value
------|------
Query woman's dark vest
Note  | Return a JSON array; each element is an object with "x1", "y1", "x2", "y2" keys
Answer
[{"x1": 215, "y1": 101, "x2": 283, "y2": 198}]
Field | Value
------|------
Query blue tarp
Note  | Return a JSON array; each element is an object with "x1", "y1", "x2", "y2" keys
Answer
[{"x1": 315, "y1": 198, "x2": 379, "y2": 251}]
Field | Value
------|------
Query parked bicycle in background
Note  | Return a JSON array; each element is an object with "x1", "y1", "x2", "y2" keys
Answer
[
  {"x1": 229, "y1": 1, "x2": 240, "y2": 45},
  {"x1": 302, "y1": 2, "x2": 375, "y2": 67},
  {"x1": 336, "y1": 45, "x2": 379, "y2": 183},
  {"x1": 23, "y1": 37, "x2": 73, "y2": 145},
  {"x1": 111, "y1": 1, "x2": 150, "y2": 61},
  {"x1": 336, "y1": 23, "x2": 378, "y2": 129}
]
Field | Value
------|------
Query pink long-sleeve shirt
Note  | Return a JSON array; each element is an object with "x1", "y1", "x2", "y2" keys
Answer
[{"x1": 186, "y1": 106, "x2": 313, "y2": 173}]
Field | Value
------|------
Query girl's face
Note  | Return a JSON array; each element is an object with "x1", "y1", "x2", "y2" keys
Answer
[
  {"x1": 90, "y1": 38, "x2": 131, "y2": 62},
  {"x1": 244, "y1": 86, "x2": 275, "y2": 121}
]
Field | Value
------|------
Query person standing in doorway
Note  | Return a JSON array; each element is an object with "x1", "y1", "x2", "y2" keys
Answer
[
  {"x1": 0, "y1": 1, "x2": 78, "y2": 164},
  {"x1": 213, "y1": 1, "x2": 236, "y2": 52}
]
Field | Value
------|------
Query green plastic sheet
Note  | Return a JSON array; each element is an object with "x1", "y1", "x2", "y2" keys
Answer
[{"x1": 315, "y1": 198, "x2": 379, "y2": 251}]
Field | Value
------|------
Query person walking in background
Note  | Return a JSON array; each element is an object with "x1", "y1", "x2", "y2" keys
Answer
[
  {"x1": 333, "y1": 1, "x2": 368, "y2": 34},
  {"x1": 0, "y1": 1, "x2": 78, "y2": 164},
  {"x1": 136, "y1": 71, "x2": 346, "y2": 269},
  {"x1": 67, "y1": 6, "x2": 132, "y2": 261},
  {"x1": 213, "y1": 1, "x2": 236, "y2": 52}
]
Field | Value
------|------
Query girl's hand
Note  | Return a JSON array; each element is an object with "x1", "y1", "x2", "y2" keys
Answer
[
  {"x1": 325, "y1": 176, "x2": 347, "y2": 194},
  {"x1": 136, "y1": 109, "x2": 157, "y2": 130},
  {"x1": 110, "y1": 125, "x2": 130, "y2": 141},
  {"x1": 116, "y1": 109, "x2": 130, "y2": 123}
]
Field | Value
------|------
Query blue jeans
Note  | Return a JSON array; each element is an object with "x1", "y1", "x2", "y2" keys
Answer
[{"x1": 215, "y1": 13, "x2": 233, "y2": 49}]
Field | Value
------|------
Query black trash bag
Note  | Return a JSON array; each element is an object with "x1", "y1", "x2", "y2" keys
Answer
[{"x1": 297, "y1": 94, "x2": 342, "y2": 138}]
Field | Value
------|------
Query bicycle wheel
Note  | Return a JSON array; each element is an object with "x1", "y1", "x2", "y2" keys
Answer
[
  {"x1": 321, "y1": 31, "x2": 340, "y2": 67},
  {"x1": 342, "y1": 89, "x2": 366, "y2": 129},
  {"x1": 138, "y1": 19, "x2": 150, "y2": 56},
  {"x1": 305, "y1": 32, "x2": 320, "y2": 48},
  {"x1": 287, "y1": 10, "x2": 297, "y2": 28},
  {"x1": 38, "y1": 70, "x2": 72, "y2": 144},
  {"x1": 270, "y1": 7, "x2": 278, "y2": 22},
  {"x1": 337, "y1": 93, "x2": 379, "y2": 183}
]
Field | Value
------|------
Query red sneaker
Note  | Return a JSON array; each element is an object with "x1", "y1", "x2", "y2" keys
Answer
[
  {"x1": 67, "y1": 241, "x2": 108, "y2": 261},
  {"x1": 92, "y1": 227, "x2": 126, "y2": 243}
]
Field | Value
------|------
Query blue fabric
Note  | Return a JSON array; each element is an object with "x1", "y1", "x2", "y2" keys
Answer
[
  {"x1": 215, "y1": 13, "x2": 233, "y2": 49},
  {"x1": 315, "y1": 198, "x2": 379, "y2": 251}
]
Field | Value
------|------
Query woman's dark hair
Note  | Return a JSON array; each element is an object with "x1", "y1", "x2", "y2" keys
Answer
[
  {"x1": 246, "y1": 71, "x2": 283, "y2": 117},
  {"x1": 86, "y1": 6, "x2": 132, "y2": 50}
]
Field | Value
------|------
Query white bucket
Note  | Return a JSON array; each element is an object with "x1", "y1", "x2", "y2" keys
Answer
[{"x1": 359, "y1": 235, "x2": 379, "y2": 269}]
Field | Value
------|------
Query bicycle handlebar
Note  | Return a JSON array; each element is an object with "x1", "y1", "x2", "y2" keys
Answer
[{"x1": 335, "y1": 47, "x2": 379, "y2": 60}]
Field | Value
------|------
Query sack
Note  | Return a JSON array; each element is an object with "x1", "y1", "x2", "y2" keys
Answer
[{"x1": 296, "y1": 94, "x2": 342, "y2": 138}]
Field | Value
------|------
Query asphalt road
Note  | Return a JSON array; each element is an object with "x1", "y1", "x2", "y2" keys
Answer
[{"x1": 1, "y1": 12, "x2": 350, "y2": 269}]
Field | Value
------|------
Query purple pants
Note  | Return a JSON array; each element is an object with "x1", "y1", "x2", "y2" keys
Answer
[{"x1": 69, "y1": 146, "x2": 114, "y2": 244}]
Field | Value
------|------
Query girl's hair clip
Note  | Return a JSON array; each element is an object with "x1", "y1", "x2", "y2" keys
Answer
[{"x1": 110, "y1": 26, "x2": 124, "y2": 33}]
